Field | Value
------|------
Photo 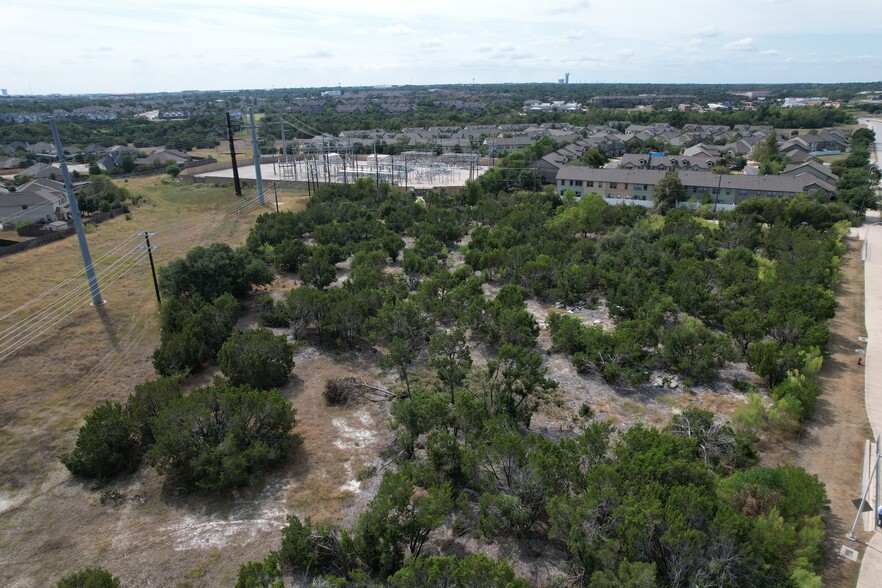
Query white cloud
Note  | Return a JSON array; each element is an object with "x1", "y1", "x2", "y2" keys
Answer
[
  {"x1": 419, "y1": 38, "x2": 443, "y2": 49},
  {"x1": 552, "y1": 0, "x2": 590, "y2": 12},
  {"x1": 562, "y1": 29, "x2": 584, "y2": 40},
  {"x1": 303, "y1": 48, "x2": 334, "y2": 58},
  {"x1": 616, "y1": 49, "x2": 635, "y2": 58},
  {"x1": 377, "y1": 23, "x2": 414, "y2": 35},
  {"x1": 693, "y1": 25, "x2": 720, "y2": 38},
  {"x1": 761, "y1": 49, "x2": 779, "y2": 55},
  {"x1": 724, "y1": 37, "x2": 755, "y2": 51}
]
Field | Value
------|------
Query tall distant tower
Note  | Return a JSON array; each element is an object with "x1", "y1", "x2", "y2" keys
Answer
[{"x1": 565, "y1": 73, "x2": 570, "y2": 84}]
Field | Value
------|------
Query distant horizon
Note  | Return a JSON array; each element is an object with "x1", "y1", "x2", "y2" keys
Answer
[
  {"x1": 2, "y1": 80, "x2": 882, "y2": 99},
  {"x1": 4, "y1": 0, "x2": 880, "y2": 96}
]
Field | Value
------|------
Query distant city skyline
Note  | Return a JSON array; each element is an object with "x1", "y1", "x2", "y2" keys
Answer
[{"x1": 4, "y1": 0, "x2": 881, "y2": 95}]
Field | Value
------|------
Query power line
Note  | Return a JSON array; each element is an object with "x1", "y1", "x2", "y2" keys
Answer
[
  {"x1": 0, "y1": 235, "x2": 139, "y2": 323},
  {"x1": 0, "y1": 245, "x2": 143, "y2": 346},
  {"x1": 0, "y1": 251, "x2": 148, "y2": 362}
]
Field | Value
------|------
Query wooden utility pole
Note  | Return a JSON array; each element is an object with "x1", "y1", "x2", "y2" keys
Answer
[{"x1": 226, "y1": 112, "x2": 242, "y2": 196}]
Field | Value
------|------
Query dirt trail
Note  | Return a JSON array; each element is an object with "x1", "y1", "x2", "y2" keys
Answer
[{"x1": 794, "y1": 236, "x2": 871, "y2": 587}]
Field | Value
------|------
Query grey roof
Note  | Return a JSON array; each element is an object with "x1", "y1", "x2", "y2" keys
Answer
[
  {"x1": 619, "y1": 153, "x2": 720, "y2": 169},
  {"x1": 19, "y1": 162, "x2": 60, "y2": 179},
  {"x1": 26, "y1": 142, "x2": 54, "y2": 153},
  {"x1": 782, "y1": 160, "x2": 838, "y2": 181},
  {"x1": 556, "y1": 167, "x2": 664, "y2": 184},
  {"x1": 556, "y1": 166, "x2": 836, "y2": 194},
  {"x1": 0, "y1": 156, "x2": 24, "y2": 169},
  {"x1": 1, "y1": 178, "x2": 67, "y2": 208}
]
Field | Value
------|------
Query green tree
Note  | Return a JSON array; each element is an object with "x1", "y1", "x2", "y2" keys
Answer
[
  {"x1": 278, "y1": 515, "x2": 350, "y2": 577},
  {"x1": 429, "y1": 328, "x2": 472, "y2": 404},
  {"x1": 55, "y1": 568, "x2": 121, "y2": 588},
  {"x1": 126, "y1": 375, "x2": 184, "y2": 445},
  {"x1": 217, "y1": 328, "x2": 296, "y2": 389},
  {"x1": 152, "y1": 293, "x2": 240, "y2": 376},
  {"x1": 165, "y1": 161, "x2": 181, "y2": 177},
  {"x1": 354, "y1": 470, "x2": 452, "y2": 577},
  {"x1": 481, "y1": 343, "x2": 557, "y2": 427},
  {"x1": 299, "y1": 247, "x2": 337, "y2": 289},
  {"x1": 61, "y1": 401, "x2": 141, "y2": 481},
  {"x1": 653, "y1": 171, "x2": 685, "y2": 213},
  {"x1": 273, "y1": 238, "x2": 309, "y2": 272},
  {"x1": 235, "y1": 554, "x2": 284, "y2": 588},
  {"x1": 148, "y1": 378, "x2": 299, "y2": 491},
  {"x1": 158, "y1": 243, "x2": 273, "y2": 300},
  {"x1": 382, "y1": 337, "x2": 418, "y2": 396},
  {"x1": 662, "y1": 317, "x2": 734, "y2": 383},
  {"x1": 389, "y1": 554, "x2": 530, "y2": 588},
  {"x1": 120, "y1": 154, "x2": 136, "y2": 174}
]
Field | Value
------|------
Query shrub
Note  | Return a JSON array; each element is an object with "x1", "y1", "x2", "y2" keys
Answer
[
  {"x1": 61, "y1": 401, "x2": 141, "y2": 481},
  {"x1": 153, "y1": 294, "x2": 240, "y2": 376},
  {"x1": 217, "y1": 328, "x2": 296, "y2": 390},
  {"x1": 770, "y1": 371, "x2": 823, "y2": 421},
  {"x1": 273, "y1": 238, "x2": 310, "y2": 273},
  {"x1": 388, "y1": 554, "x2": 530, "y2": 588},
  {"x1": 323, "y1": 378, "x2": 351, "y2": 405},
  {"x1": 158, "y1": 243, "x2": 274, "y2": 301},
  {"x1": 257, "y1": 294, "x2": 290, "y2": 328},
  {"x1": 353, "y1": 471, "x2": 452, "y2": 577},
  {"x1": 235, "y1": 553, "x2": 283, "y2": 588},
  {"x1": 148, "y1": 378, "x2": 299, "y2": 491},
  {"x1": 55, "y1": 567, "x2": 121, "y2": 588},
  {"x1": 662, "y1": 317, "x2": 734, "y2": 384},
  {"x1": 278, "y1": 515, "x2": 350, "y2": 577},
  {"x1": 126, "y1": 375, "x2": 184, "y2": 445}
]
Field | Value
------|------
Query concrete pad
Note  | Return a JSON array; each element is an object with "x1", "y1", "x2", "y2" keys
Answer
[
  {"x1": 857, "y1": 116, "x2": 882, "y2": 581},
  {"x1": 858, "y1": 533, "x2": 882, "y2": 587}
]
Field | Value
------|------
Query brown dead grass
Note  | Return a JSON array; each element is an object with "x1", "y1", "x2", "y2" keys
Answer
[
  {"x1": 793, "y1": 237, "x2": 870, "y2": 587},
  {"x1": 0, "y1": 177, "x2": 335, "y2": 587}
]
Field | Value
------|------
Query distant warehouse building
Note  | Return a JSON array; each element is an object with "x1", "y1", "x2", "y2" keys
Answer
[{"x1": 554, "y1": 167, "x2": 836, "y2": 209}]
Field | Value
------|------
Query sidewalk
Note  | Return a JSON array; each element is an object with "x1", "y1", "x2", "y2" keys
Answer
[{"x1": 855, "y1": 210, "x2": 882, "y2": 585}]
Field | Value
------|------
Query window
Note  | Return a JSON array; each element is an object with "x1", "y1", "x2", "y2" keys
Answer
[
  {"x1": 597, "y1": 181, "x2": 603, "y2": 187},
  {"x1": 586, "y1": 181, "x2": 594, "y2": 187},
  {"x1": 609, "y1": 182, "x2": 618, "y2": 188},
  {"x1": 575, "y1": 180, "x2": 583, "y2": 186},
  {"x1": 623, "y1": 183, "x2": 629, "y2": 189},
  {"x1": 21, "y1": 205, "x2": 28, "y2": 210}
]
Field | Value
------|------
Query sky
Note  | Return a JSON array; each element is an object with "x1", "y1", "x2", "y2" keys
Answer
[{"x1": 3, "y1": 0, "x2": 881, "y2": 95}]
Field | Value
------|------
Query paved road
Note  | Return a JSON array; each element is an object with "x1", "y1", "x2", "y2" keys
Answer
[
  {"x1": 855, "y1": 118, "x2": 882, "y2": 586},
  {"x1": 858, "y1": 118, "x2": 882, "y2": 172}
]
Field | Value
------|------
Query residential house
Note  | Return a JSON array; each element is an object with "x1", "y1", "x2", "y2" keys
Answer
[
  {"x1": 619, "y1": 153, "x2": 720, "y2": 171},
  {"x1": 135, "y1": 148, "x2": 192, "y2": 167},
  {"x1": 780, "y1": 160, "x2": 838, "y2": 184},
  {"x1": 555, "y1": 166, "x2": 835, "y2": 207},
  {"x1": 0, "y1": 178, "x2": 70, "y2": 227}
]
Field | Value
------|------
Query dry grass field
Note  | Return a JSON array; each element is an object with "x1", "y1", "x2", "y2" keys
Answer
[{"x1": 0, "y1": 177, "x2": 383, "y2": 587}]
